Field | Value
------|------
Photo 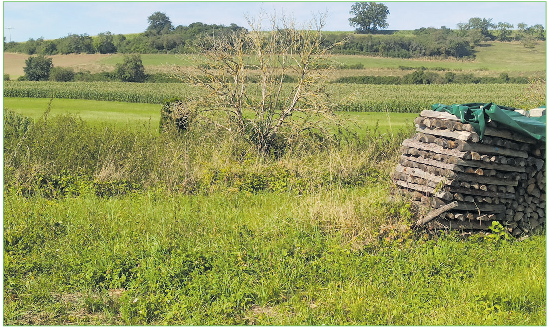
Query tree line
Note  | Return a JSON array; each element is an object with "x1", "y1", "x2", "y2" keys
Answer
[
  {"x1": 4, "y1": 9, "x2": 545, "y2": 59},
  {"x1": 3, "y1": 12, "x2": 246, "y2": 55}
]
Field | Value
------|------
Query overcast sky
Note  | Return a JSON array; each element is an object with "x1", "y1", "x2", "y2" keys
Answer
[{"x1": 2, "y1": 1, "x2": 546, "y2": 42}]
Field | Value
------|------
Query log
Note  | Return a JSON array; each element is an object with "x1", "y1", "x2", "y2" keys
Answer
[
  {"x1": 394, "y1": 172, "x2": 444, "y2": 189},
  {"x1": 415, "y1": 201, "x2": 459, "y2": 227},
  {"x1": 452, "y1": 158, "x2": 525, "y2": 173},
  {"x1": 393, "y1": 180, "x2": 453, "y2": 201},
  {"x1": 416, "y1": 127, "x2": 480, "y2": 142},
  {"x1": 395, "y1": 164, "x2": 452, "y2": 184},
  {"x1": 470, "y1": 152, "x2": 481, "y2": 160},
  {"x1": 446, "y1": 186, "x2": 515, "y2": 199},
  {"x1": 420, "y1": 110, "x2": 539, "y2": 144},
  {"x1": 420, "y1": 110, "x2": 459, "y2": 121},
  {"x1": 400, "y1": 155, "x2": 464, "y2": 171},
  {"x1": 402, "y1": 139, "x2": 469, "y2": 158},
  {"x1": 484, "y1": 127, "x2": 539, "y2": 145},
  {"x1": 451, "y1": 202, "x2": 506, "y2": 213},
  {"x1": 454, "y1": 172, "x2": 519, "y2": 186},
  {"x1": 457, "y1": 141, "x2": 529, "y2": 158}
]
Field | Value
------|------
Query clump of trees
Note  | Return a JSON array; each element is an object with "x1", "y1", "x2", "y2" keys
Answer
[
  {"x1": 20, "y1": 53, "x2": 149, "y2": 83},
  {"x1": 4, "y1": 12, "x2": 246, "y2": 55},
  {"x1": 334, "y1": 70, "x2": 529, "y2": 85},
  {"x1": 49, "y1": 67, "x2": 75, "y2": 82},
  {"x1": 326, "y1": 27, "x2": 473, "y2": 58}
]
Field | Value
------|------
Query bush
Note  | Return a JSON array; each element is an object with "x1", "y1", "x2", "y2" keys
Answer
[
  {"x1": 333, "y1": 75, "x2": 401, "y2": 84},
  {"x1": 74, "y1": 70, "x2": 117, "y2": 82},
  {"x1": 159, "y1": 98, "x2": 193, "y2": 133},
  {"x1": 3, "y1": 109, "x2": 33, "y2": 141},
  {"x1": 4, "y1": 74, "x2": 10, "y2": 81},
  {"x1": 23, "y1": 55, "x2": 53, "y2": 81},
  {"x1": 115, "y1": 54, "x2": 146, "y2": 82},
  {"x1": 50, "y1": 67, "x2": 75, "y2": 82}
]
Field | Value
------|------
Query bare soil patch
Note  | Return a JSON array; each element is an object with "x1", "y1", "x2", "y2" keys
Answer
[{"x1": 3, "y1": 53, "x2": 116, "y2": 78}]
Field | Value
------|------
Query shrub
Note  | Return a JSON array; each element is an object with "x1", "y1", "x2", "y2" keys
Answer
[
  {"x1": 50, "y1": 67, "x2": 75, "y2": 82},
  {"x1": 23, "y1": 54, "x2": 53, "y2": 81},
  {"x1": 333, "y1": 75, "x2": 401, "y2": 84},
  {"x1": 74, "y1": 70, "x2": 117, "y2": 82},
  {"x1": 4, "y1": 74, "x2": 10, "y2": 81},
  {"x1": 159, "y1": 98, "x2": 193, "y2": 133},
  {"x1": 115, "y1": 54, "x2": 146, "y2": 82},
  {"x1": 3, "y1": 109, "x2": 33, "y2": 141}
]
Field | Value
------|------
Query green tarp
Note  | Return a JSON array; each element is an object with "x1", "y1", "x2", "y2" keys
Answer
[{"x1": 431, "y1": 103, "x2": 546, "y2": 143}]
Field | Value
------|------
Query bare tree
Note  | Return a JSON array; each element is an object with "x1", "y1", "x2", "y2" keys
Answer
[{"x1": 172, "y1": 13, "x2": 345, "y2": 154}]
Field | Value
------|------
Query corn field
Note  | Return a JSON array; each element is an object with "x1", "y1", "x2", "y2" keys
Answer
[{"x1": 4, "y1": 81, "x2": 532, "y2": 112}]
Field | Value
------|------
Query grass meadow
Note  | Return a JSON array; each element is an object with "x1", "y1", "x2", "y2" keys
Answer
[
  {"x1": 3, "y1": 97, "x2": 161, "y2": 130},
  {"x1": 2, "y1": 97, "x2": 417, "y2": 135},
  {"x1": 3, "y1": 98, "x2": 546, "y2": 325},
  {"x1": 98, "y1": 41, "x2": 546, "y2": 74}
]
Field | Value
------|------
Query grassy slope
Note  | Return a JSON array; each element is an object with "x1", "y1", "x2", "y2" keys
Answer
[{"x1": 99, "y1": 41, "x2": 546, "y2": 76}]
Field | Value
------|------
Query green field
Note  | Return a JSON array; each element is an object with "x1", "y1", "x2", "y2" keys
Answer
[
  {"x1": 4, "y1": 188, "x2": 545, "y2": 325},
  {"x1": 3, "y1": 97, "x2": 418, "y2": 134},
  {"x1": 3, "y1": 40, "x2": 545, "y2": 79},
  {"x1": 3, "y1": 97, "x2": 161, "y2": 129}
]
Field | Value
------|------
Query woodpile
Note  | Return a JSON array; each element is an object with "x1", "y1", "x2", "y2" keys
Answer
[{"x1": 394, "y1": 109, "x2": 546, "y2": 236}]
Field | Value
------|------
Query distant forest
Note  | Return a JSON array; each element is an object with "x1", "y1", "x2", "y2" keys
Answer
[{"x1": 3, "y1": 13, "x2": 545, "y2": 60}]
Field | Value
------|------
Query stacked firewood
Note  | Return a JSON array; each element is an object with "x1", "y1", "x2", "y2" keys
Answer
[{"x1": 394, "y1": 110, "x2": 545, "y2": 236}]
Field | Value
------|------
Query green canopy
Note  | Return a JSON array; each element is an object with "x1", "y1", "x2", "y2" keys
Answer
[{"x1": 431, "y1": 103, "x2": 546, "y2": 143}]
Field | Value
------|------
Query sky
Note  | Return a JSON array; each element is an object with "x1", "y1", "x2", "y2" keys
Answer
[{"x1": 2, "y1": 1, "x2": 546, "y2": 43}]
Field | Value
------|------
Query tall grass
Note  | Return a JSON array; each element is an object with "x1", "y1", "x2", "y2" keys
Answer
[{"x1": 3, "y1": 109, "x2": 411, "y2": 198}]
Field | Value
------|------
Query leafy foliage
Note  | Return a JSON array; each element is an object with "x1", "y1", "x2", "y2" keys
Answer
[
  {"x1": 146, "y1": 12, "x2": 173, "y2": 36},
  {"x1": 349, "y1": 2, "x2": 390, "y2": 34},
  {"x1": 93, "y1": 31, "x2": 117, "y2": 54},
  {"x1": 3, "y1": 13, "x2": 543, "y2": 59},
  {"x1": 325, "y1": 28, "x2": 474, "y2": 58},
  {"x1": 115, "y1": 54, "x2": 146, "y2": 82},
  {"x1": 23, "y1": 55, "x2": 53, "y2": 81},
  {"x1": 49, "y1": 67, "x2": 75, "y2": 82}
]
